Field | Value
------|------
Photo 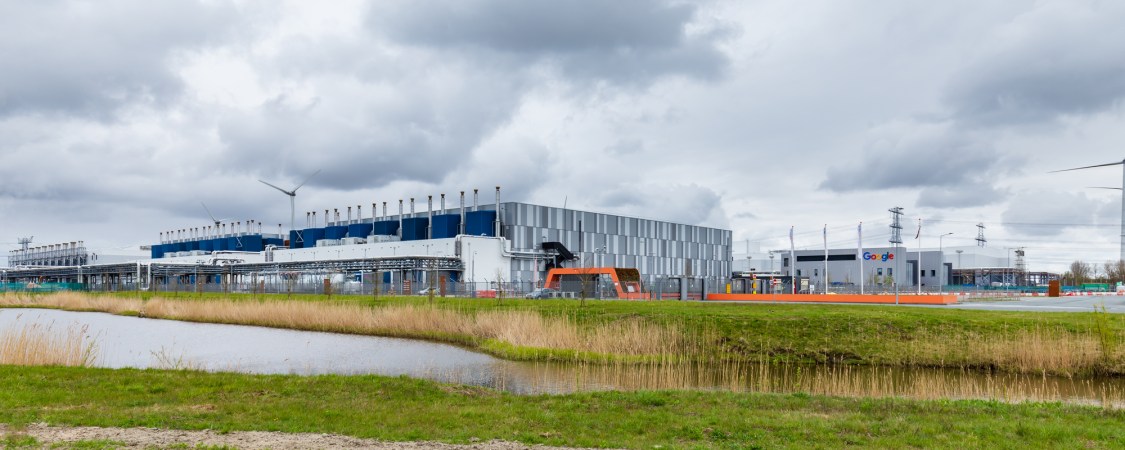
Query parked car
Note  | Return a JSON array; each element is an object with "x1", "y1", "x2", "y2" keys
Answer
[{"x1": 524, "y1": 288, "x2": 558, "y2": 299}]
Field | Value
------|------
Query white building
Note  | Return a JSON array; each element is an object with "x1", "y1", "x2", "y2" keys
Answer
[{"x1": 785, "y1": 246, "x2": 1015, "y2": 291}]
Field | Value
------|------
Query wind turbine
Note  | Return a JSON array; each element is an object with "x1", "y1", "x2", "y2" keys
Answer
[
  {"x1": 258, "y1": 169, "x2": 320, "y2": 235},
  {"x1": 200, "y1": 202, "x2": 228, "y2": 234},
  {"x1": 1051, "y1": 159, "x2": 1125, "y2": 261}
]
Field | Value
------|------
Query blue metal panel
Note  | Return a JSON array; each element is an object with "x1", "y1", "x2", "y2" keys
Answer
[
  {"x1": 151, "y1": 244, "x2": 164, "y2": 259},
  {"x1": 302, "y1": 228, "x2": 324, "y2": 248},
  {"x1": 431, "y1": 214, "x2": 461, "y2": 239},
  {"x1": 466, "y1": 211, "x2": 496, "y2": 236},
  {"x1": 200, "y1": 239, "x2": 213, "y2": 252},
  {"x1": 242, "y1": 235, "x2": 264, "y2": 252},
  {"x1": 401, "y1": 218, "x2": 429, "y2": 241},
  {"x1": 348, "y1": 223, "x2": 373, "y2": 239},
  {"x1": 227, "y1": 237, "x2": 241, "y2": 251},
  {"x1": 324, "y1": 225, "x2": 348, "y2": 240},
  {"x1": 289, "y1": 230, "x2": 302, "y2": 249},
  {"x1": 214, "y1": 238, "x2": 228, "y2": 251},
  {"x1": 372, "y1": 220, "x2": 400, "y2": 236}
]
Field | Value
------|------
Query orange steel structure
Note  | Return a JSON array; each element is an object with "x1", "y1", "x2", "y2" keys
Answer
[{"x1": 544, "y1": 268, "x2": 650, "y2": 300}]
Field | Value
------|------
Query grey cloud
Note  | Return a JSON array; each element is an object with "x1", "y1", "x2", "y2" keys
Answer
[
  {"x1": 451, "y1": 141, "x2": 555, "y2": 201},
  {"x1": 605, "y1": 139, "x2": 644, "y2": 156},
  {"x1": 218, "y1": 69, "x2": 523, "y2": 191},
  {"x1": 0, "y1": 0, "x2": 235, "y2": 118},
  {"x1": 373, "y1": 0, "x2": 689, "y2": 52},
  {"x1": 591, "y1": 183, "x2": 728, "y2": 228},
  {"x1": 917, "y1": 183, "x2": 1007, "y2": 208},
  {"x1": 1001, "y1": 190, "x2": 1102, "y2": 237},
  {"x1": 820, "y1": 131, "x2": 999, "y2": 192},
  {"x1": 367, "y1": 0, "x2": 730, "y2": 84},
  {"x1": 945, "y1": 1, "x2": 1125, "y2": 126}
]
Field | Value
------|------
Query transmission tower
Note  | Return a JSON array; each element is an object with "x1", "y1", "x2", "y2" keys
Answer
[
  {"x1": 889, "y1": 207, "x2": 904, "y2": 303},
  {"x1": 1014, "y1": 247, "x2": 1026, "y2": 285},
  {"x1": 17, "y1": 236, "x2": 33, "y2": 252},
  {"x1": 976, "y1": 223, "x2": 986, "y2": 247},
  {"x1": 889, "y1": 207, "x2": 903, "y2": 244}
]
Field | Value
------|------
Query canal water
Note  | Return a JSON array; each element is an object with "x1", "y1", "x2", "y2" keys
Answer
[{"x1": 2, "y1": 308, "x2": 1122, "y2": 406}]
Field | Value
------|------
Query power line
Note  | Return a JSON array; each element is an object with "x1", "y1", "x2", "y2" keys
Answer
[{"x1": 925, "y1": 218, "x2": 1118, "y2": 228}]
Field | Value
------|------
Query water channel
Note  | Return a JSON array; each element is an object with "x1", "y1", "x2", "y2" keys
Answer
[{"x1": 2, "y1": 308, "x2": 1122, "y2": 407}]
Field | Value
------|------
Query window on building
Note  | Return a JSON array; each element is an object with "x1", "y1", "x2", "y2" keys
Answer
[
  {"x1": 888, "y1": 268, "x2": 893, "y2": 276},
  {"x1": 877, "y1": 268, "x2": 883, "y2": 276},
  {"x1": 931, "y1": 270, "x2": 936, "y2": 277},
  {"x1": 797, "y1": 270, "x2": 802, "y2": 276}
]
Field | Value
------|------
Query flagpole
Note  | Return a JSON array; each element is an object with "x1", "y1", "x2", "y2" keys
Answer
[
  {"x1": 823, "y1": 224, "x2": 828, "y2": 294},
  {"x1": 789, "y1": 226, "x2": 796, "y2": 295},
  {"x1": 858, "y1": 222, "x2": 864, "y2": 295},
  {"x1": 916, "y1": 218, "x2": 923, "y2": 295}
]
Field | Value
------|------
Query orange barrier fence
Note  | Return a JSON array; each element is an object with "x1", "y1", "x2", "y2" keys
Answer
[{"x1": 705, "y1": 293, "x2": 958, "y2": 305}]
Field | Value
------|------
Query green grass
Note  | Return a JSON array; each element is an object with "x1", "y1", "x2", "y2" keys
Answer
[
  {"x1": 9, "y1": 291, "x2": 1125, "y2": 374},
  {"x1": 0, "y1": 365, "x2": 1122, "y2": 449},
  {"x1": 128, "y1": 291, "x2": 1125, "y2": 366},
  {"x1": 1, "y1": 432, "x2": 38, "y2": 448}
]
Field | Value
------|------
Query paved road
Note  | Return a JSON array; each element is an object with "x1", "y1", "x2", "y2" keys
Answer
[{"x1": 950, "y1": 295, "x2": 1125, "y2": 313}]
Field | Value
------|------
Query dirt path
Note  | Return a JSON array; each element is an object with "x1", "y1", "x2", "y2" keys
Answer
[{"x1": 1, "y1": 424, "x2": 611, "y2": 449}]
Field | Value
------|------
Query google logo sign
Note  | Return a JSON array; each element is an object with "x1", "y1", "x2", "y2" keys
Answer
[{"x1": 863, "y1": 252, "x2": 894, "y2": 262}]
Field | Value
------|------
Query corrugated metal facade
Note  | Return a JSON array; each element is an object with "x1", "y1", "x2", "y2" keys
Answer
[{"x1": 498, "y1": 202, "x2": 731, "y2": 284}]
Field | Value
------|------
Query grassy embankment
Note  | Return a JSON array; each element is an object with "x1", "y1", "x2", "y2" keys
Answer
[
  {"x1": 2, "y1": 291, "x2": 1124, "y2": 376},
  {"x1": 1, "y1": 365, "x2": 1123, "y2": 449}
]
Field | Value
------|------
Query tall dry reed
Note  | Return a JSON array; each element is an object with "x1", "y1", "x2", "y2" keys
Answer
[
  {"x1": 138, "y1": 297, "x2": 702, "y2": 358},
  {"x1": 904, "y1": 325, "x2": 1120, "y2": 376},
  {"x1": 3, "y1": 292, "x2": 1120, "y2": 374},
  {"x1": 2, "y1": 293, "x2": 699, "y2": 359},
  {"x1": 499, "y1": 359, "x2": 1123, "y2": 408},
  {"x1": 1, "y1": 291, "x2": 143, "y2": 315},
  {"x1": 0, "y1": 319, "x2": 98, "y2": 367}
]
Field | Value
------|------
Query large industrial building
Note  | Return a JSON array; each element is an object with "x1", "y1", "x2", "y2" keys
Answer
[
  {"x1": 779, "y1": 245, "x2": 1056, "y2": 292},
  {"x1": 5, "y1": 188, "x2": 732, "y2": 297}
]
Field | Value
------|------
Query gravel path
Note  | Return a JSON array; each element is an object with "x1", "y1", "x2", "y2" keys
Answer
[{"x1": 0, "y1": 424, "x2": 612, "y2": 449}]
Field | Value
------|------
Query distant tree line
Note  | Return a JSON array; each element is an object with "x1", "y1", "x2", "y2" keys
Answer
[{"x1": 1061, "y1": 260, "x2": 1125, "y2": 285}]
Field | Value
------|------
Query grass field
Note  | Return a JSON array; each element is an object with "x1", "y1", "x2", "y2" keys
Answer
[
  {"x1": 3, "y1": 291, "x2": 1124, "y2": 376},
  {"x1": 1, "y1": 365, "x2": 1123, "y2": 449}
]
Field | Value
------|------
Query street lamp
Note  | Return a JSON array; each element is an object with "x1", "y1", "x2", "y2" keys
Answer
[
  {"x1": 958, "y1": 249, "x2": 967, "y2": 288},
  {"x1": 594, "y1": 246, "x2": 607, "y2": 299},
  {"x1": 938, "y1": 232, "x2": 953, "y2": 293}
]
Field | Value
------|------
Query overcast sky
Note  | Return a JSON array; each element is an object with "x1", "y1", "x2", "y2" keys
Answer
[{"x1": 2, "y1": 0, "x2": 1124, "y2": 271}]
